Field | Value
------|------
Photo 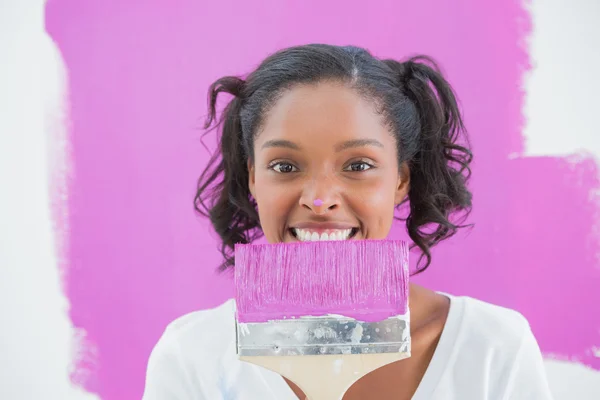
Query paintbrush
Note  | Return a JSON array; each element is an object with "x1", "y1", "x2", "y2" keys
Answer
[{"x1": 234, "y1": 240, "x2": 410, "y2": 400}]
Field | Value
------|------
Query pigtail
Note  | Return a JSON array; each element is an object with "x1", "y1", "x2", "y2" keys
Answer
[
  {"x1": 194, "y1": 76, "x2": 262, "y2": 271},
  {"x1": 383, "y1": 57, "x2": 473, "y2": 273}
]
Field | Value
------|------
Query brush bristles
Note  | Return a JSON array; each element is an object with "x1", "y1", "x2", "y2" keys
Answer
[{"x1": 235, "y1": 240, "x2": 409, "y2": 323}]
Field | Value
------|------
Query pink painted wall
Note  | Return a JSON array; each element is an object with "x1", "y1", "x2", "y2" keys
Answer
[{"x1": 45, "y1": 1, "x2": 600, "y2": 398}]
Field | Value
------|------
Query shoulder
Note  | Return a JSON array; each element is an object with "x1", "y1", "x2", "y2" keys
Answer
[
  {"x1": 457, "y1": 297, "x2": 552, "y2": 400},
  {"x1": 156, "y1": 298, "x2": 236, "y2": 360},
  {"x1": 144, "y1": 300, "x2": 305, "y2": 399},
  {"x1": 163, "y1": 299, "x2": 236, "y2": 339},
  {"x1": 146, "y1": 299, "x2": 237, "y2": 378},
  {"x1": 443, "y1": 296, "x2": 552, "y2": 398},
  {"x1": 142, "y1": 299, "x2": 239, "y2": 399},
  {"x1": 457, "y1": 296, "x2": 531, "y2": 346},
  {"x1": 452, "y1": 295, "x2": 536, "y2": 363},
  {"x1": 443, "y1": 296, "x2": 537, "y2": 378}
]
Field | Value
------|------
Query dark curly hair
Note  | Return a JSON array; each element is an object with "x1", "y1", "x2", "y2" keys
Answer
[{"x1": 195, "y1": 44, "x2": 472, "y2": 273}]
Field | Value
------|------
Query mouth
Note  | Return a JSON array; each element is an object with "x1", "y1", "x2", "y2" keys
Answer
[{"x1": 289, "y1": 227, "x2": 359, "y2": 242}]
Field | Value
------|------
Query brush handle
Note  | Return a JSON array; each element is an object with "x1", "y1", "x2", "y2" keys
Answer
[{"x1": 240, "y1": 353, "x2": 405, "y2": 400}]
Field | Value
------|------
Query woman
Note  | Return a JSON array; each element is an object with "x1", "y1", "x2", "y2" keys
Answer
[{"x1": 143, "y1": 44, "x2": 553, "y2": 399}]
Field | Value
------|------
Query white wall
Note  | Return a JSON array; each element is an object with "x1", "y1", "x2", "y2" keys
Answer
[
  {"x1": 0, "y1": 0, "x2": 598, "y2": 399},
  {"x1": 523, "y1": 0, "x2": 600, "y2": 158},
  {"x1": 0, "y1": 1, "x2": 98, "y2": 399}
]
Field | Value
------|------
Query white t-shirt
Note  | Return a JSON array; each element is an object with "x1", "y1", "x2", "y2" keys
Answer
[{"x1": 143, "y1": 295, "x2": 554, "y2": 399}]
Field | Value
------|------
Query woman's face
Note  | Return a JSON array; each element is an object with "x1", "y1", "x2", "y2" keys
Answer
[{"x1": 249, "y1": 81, "x2": 408, "y2": 243}]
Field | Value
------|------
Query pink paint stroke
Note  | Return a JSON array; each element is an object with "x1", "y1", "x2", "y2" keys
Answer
[{"x1": 45, "y1": 0, "x2": 600, "y2": 398}]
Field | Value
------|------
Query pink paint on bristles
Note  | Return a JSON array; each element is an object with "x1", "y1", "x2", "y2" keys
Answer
[{"x1": 234, "y1": 240, "x2": 409, "y2": 323}]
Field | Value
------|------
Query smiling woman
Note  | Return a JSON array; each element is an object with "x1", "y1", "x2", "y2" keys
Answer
[{"x1": 142, "y1": 44, "x2": 553, "y2": 400}]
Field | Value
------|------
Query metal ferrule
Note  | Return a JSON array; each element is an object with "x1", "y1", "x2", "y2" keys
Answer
[{"x1": 236, "y1": 315, "x2": 411, "y2": 357}]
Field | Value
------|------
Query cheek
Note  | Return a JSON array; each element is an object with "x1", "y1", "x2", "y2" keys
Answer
[
  {"x1": 254, "y1": 175, "x2": 297, "y2": 240},
  {"x1": 347, "y1": 177, "x2": 397, "y2": 236}
]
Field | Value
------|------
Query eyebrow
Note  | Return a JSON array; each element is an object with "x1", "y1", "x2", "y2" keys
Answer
[
  {"x1": 260, "y1": 138, "x2": 384, "y2": 151},
  {"x1": 261, "y1": 139, "x2": 301, "y2": 150},
  {"x1": 334, "y1": 139, "x2": 384, "y2": 152}
]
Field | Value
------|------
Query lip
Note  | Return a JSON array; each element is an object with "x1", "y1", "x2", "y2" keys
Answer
[{"x1": 291, "y1": 222, "x2": 357, "y2": 231}]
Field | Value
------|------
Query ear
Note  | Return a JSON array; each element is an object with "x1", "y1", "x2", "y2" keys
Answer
[
  {"x1": 395, "y1": 162, "x2": 410, "y2": 205},
  {"x1": 248, "y1": 159, "x2": 256, "y2": 199}
]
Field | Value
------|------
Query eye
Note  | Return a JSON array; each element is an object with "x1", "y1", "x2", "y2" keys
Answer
[
  {"x1": 344, "y1": 161, "x2": 373, "y2": 172},
  {"x1": 270, "y1": 162, "x2": 298, "y2": 173}
]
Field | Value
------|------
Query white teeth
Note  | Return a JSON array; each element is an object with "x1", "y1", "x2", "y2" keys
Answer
[{"x1": 293, "y1": 228, "x2": 354, "y2": 242}]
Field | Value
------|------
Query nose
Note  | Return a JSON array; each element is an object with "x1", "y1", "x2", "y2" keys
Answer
[{"x1": 299, "y1": 174, "x2": 340, "y2": 215}]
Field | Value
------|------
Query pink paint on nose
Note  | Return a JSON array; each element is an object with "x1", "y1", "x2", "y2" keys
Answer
[{"x1": 313, "y1": 199, "x2": 324, "y2": 207}]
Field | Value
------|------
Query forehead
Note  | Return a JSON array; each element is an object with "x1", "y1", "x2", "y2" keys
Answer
[{"x1": 256, "y1": 81, "x2": 392, "y2": 146}]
